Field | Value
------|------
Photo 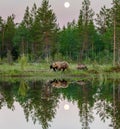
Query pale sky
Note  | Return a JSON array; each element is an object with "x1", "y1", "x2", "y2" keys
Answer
[
  {"x1": 0, "y1": 100, "x2": 111, "y2": 129},
  {"x1": 0, "y1": 0, "x2": 112, "y2": 27}
]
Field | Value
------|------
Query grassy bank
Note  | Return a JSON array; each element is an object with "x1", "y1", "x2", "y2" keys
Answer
[{"x1": 0, "y1": 62, "x2": 120, "y2": 79}]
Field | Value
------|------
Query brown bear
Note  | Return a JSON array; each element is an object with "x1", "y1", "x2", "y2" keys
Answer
[
  {"x1": 50, "y1": 61, "x2": 69, "y2": 71},
  {"x1": 77, "y1": 64, "x2": 88, "y2": 70}
]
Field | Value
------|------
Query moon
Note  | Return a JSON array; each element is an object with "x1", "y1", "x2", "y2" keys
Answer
[
  {"x1": 64, "y1": 2, "x2": 70, "y2": 8},
  {"x1": 64, "y1": 104, "x2": 70, "y2": 110}
]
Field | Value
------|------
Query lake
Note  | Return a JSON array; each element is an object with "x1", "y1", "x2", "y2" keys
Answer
[{"x1": 0, "y1": 78, "x2": 119, "y2": 129}]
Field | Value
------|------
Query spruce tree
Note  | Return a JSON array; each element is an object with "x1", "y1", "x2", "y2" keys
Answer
[{"x1": 35, "y1": 0, "x2": 59, "y2": 60}]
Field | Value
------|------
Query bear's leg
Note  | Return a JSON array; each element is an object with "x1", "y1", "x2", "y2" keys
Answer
[
  {"x1": 62, "y1": 68, "x2": 65, "y2": 71},
  {"x1": 53, "y1": 67, "x2": 56, "y2": 71}
]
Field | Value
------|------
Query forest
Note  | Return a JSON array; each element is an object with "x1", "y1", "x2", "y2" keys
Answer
[{"x1": 0, "y1": 0, "x2": 120, "y2": 65}]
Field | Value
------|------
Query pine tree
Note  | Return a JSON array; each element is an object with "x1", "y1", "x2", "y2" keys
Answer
[
  {"x1": 29, "y1": 3, "x2": 38, "y2": 58},
  {"x1": 95, "y1": 6, "x2": 113, "y2": 63},
  {"x1": 30, "y1": 3, "x2": 37, "y2": 24},
  {"x1": 20, "y1": 6, "x2": 34, "y2": 56},
  {"x1": 95, "y1": 6, "x2": 112, "y2": 34},
  {"x1": 77, "y1": 0, "x2": 95, "y2": 61},
  {"x1": 22, "y1": 6, "x2": 31, "y2": 28},
  {"x1": 112, "y1": 0, "x2": 120, "y2": 65},
  {"x1": 0, "y1": 16, "x2": 3, "y2": 58},
  {"x1": 35, "y1": 0, "x2": 59, "y2": 60},
  {"x1": 2, "y1": 14, "x2": 16, "y2": 63},
  {"x1": 4, "y1": 14, "x2": 16, "y2": 52}
]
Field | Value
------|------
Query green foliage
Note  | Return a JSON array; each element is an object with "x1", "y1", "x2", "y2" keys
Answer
[
  {"x1": 59, "y1": 21, "x2": 79, "y2": 61},
  {"x1": 4, "y1": 15, "x2": 16, "y2": 44},
  {"x1": 7, "y1": 50, "x2": 13, "y2": 65},
  {"x1": 18, "y1": 80, "x2": 29, "y2": 97},
  {"x1": 19, "y1": 54, "x2": 28, "y2": 71}
]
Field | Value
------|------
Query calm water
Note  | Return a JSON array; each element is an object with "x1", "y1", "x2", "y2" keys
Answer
[{"x1": 0, "y1": 78, "x2": 120, "y2": 129}]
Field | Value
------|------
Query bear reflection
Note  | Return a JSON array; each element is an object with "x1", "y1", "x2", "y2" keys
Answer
[
  {"x1": 76, "y1": 80, "x2": 88, "y2": 86},
  {"x1": 49, "y1": 79, "x2": 68, "y2": 88},
  {"x1": 42, "y1": 79, "x2": 68, "y2": 100}
]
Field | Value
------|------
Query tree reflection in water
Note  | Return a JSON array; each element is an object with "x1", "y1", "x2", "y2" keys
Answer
[{"x1": 0, "y1": 78, "x2": 120, "y2": 129}]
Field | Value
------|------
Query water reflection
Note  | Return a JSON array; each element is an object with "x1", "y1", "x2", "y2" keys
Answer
[{"x1": 0, "y1": 78, "x2": 120, "y2": 129}]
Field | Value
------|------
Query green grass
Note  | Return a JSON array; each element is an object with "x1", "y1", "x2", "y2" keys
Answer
[{"x1": 0, "y1": 62, "x2": 120, "y2": 79}]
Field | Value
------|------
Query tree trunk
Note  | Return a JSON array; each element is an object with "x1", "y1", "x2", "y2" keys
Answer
[{"x1": 113, "y1": 18, "x2": 116, "y2": 66}]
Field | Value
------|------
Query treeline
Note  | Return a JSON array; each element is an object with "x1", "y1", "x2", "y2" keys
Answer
[{"x1": 0, "y1": 0, "x2": 120, "y2": 64}]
